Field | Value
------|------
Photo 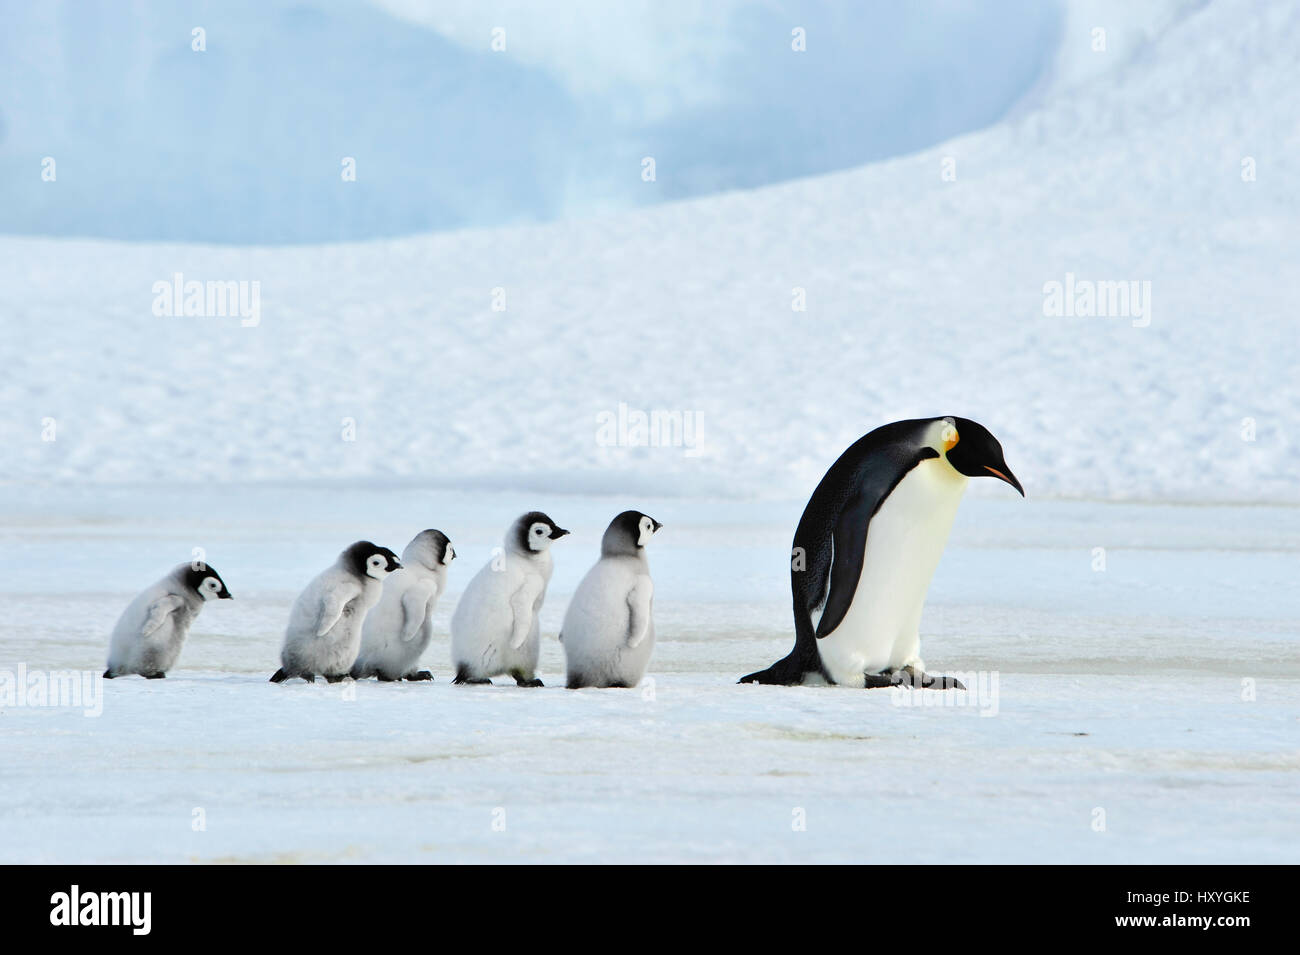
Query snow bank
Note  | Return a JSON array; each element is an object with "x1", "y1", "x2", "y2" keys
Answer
[{"x1": 1, "y1": 0, "x2": 1295, "y2": 502}]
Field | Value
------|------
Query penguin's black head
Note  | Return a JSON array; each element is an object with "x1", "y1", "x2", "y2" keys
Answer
[
  {"x1": 603, "y1": 510, "x2": 663, "y2": 556},
  {"x1": 344, "y1": 541, "x2": 402, "y2": 579},
  {"x1": 184, "y1": 563, "x2": 233, "y2": 600},
  {"x1": 941, "y1": 417, "x2": 1024, "y2": 495},
  {"x1": 403, "y1": 529, "x2": 454, "y2": 570},
  {"x1": 514, "y1": 511, "x2": 569, "y2": 553}
]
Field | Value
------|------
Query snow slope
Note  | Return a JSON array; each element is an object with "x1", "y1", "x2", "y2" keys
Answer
[
  {"x1": 1, "y1": 0, "x2": 1296, "y2": 503},
  {"x1": 0, "y1": 0, "x2": 1056, "y2": 242}
]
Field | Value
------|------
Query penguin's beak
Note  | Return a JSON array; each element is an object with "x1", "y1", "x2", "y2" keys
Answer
[
  {"x1": 984, "y1": 465, "x2": 1024, "y2": 497},
  {"x1": 220, "y1": 592, "x2": 233, "y2": 600},
  {"x1": 552, "y1": 527, "x2": 570, "y2": 539},
  {"x1": 652, "y1": 520, "x2": 663, "y2": 532}
]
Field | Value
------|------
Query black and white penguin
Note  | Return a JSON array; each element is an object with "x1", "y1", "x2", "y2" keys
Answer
[
  {"x1": 739, "y1": 416, "x2": 1023, "y2": 688},
  {"x1": 449, "y1": 512, "x2": 568, "y2": 687},
  {"x1": 561, "y1": 511, "x2": 662, "y2": 689},
  {"x1": 104, "y1": 563, "x2": 233, "y2": 678},
  {"x1": 350, "y1": 529, "x2": 454, "y2": 682},
  {"x1": 270, "y1": 541, "x2": 401, "y2": 684}
]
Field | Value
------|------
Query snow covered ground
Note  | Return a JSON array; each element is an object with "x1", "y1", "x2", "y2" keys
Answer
[
  {"x1": 1, "y1": 0, "x2": 1297, "y2": 863},
  {"x1": 1, "y1": 486, "x2": 1297, "y2": 863}
]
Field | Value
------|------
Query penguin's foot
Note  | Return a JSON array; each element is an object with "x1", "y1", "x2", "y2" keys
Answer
[
  {"x1": 452, "y1": 668, "x2": 492, "y2": 685},
  {"x1": 272, "y1": 669, "x2": 316, "y2": 684},
  {"x1": 512, "y1": 673, "x2": 544, "y2": 688},
  {"x1": 887, "y1": 667, "x2": 965, "y2": 690},
  {"x1": 404, "y1": 670, "x2": 434, "y2": 682},
  {"x1": 144, "y1": 672, "x2": 166, "y2": 680},
  {"x1": 738, "y1": 653, "x2": 807, "y2": 685},
  {"x1": 376, "y1": 673, "x2": 398, "y2": 682},
  {"x1": 323, "y1": 673, "x2": 350, "y2": 684},
  {"x1": 102, "y1": 670, "x2": 115, "y2": 680}
]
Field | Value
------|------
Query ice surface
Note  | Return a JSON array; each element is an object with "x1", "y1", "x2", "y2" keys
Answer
[{"x1": 1, "y1": 488, "x2": 1297, "y2": 863}]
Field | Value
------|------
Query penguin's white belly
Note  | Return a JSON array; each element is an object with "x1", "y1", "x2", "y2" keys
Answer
[
  {"x1": 561, "y1": 561, "x2": 653, "y2": 687},
  {"x1": 355, "y1": 571, "x2": 438, "y2": 677},
  {"x1": 281, "y1": 574, "x2": 380, "y2": 676},
  {"x1": 450, "y1": 559, "x2": 548, "y2": 677},
  {"x1": 817, "y1": 458, "x2": 966, "y2": 686},
  {"x1": 107, "y1": 587, "x2": 198, "y2": 675}
]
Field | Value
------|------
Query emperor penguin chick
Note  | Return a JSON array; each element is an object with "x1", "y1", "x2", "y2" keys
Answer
[
  {"x1": 450, "y1": 512, "x2": 568, "y2": 687},
  {"x1": 561, "y1": 511, "x2": 661, "y2": 688},
  {"x1": 271, "y1": 541, "x2": 401, "y2": 684},
  {"x1": 104, "y1": 562, "x2": 233, "y2": 678},
  {"x1": 351, "y1": 529, "x2": 455, "y2": 682}
]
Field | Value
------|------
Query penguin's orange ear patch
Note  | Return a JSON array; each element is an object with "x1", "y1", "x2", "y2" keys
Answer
[{"x1": 942, "y1": 424, "x2": 959, "y2": 451}]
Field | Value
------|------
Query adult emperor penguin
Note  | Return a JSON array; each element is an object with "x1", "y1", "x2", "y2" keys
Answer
[
  {"x1": 561, "y1": 511, "x2": 662, "y2": 688},
  {"x1": 450, "y1": 511, "x2": 568, "y2": 687},
  {"x1": 270, "y1": 541, "x2": 401, "y2": 684},
  {"x1": 351, "y1": 529, "x2": 455, "y2": 681},
  {"x1": 739, "y1": 416, "x2": 1023, "y2": 688},
  {"x1": 104, "y1": 562, "x2": 233, "y2": 678}
]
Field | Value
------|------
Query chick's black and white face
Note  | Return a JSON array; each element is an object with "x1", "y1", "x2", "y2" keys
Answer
[
  {"x1": 515, "y1": 512, "x2": 568, "y2": 552},
  {"x1": 199, "y1": 576, "x2": 224, "y2": 600},
  {"x1": 528, "y1": 522, "x2": 553, "y2": 552},
  {"x1": 366, "y1": 552, "x2": 397, "y2": 579},
  {"x1": 637, "y1": 515, "x2": 659, "y2": 546}
]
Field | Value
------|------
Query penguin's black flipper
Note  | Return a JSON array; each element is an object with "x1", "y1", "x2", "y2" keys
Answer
[
  {"x1": 814, "y1": 493, "x2": 876, "y2": 638},
  {"x1": 269, "y1": 668, "x2": 288, "y2": 683}
]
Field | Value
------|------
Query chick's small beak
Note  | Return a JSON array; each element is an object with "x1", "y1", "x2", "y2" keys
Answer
[
  {"x1": 552, "y1": 528, "x2": 570, "y2": 539},
  {"x1": 985, "y1": 465, "x2": 1025, "y2": 497}
]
